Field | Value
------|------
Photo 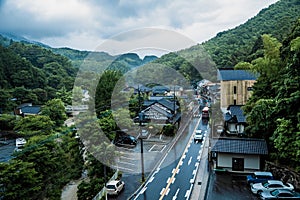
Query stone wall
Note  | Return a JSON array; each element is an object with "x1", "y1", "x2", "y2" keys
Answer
[{"x1": 265, "y1": 161, "x2": 300, "y2": 191}]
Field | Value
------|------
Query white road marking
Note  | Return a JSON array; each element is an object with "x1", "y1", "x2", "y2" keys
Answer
[
  {"x1": 185, "y1": 184, "x2": 193, "y2": 199},
  {"x1": 172, "y1": 177, "x2": 176, "y2": 184},
  {"x1": 172, "y1": 188, "x2": 180, "y2": 200},
  {"x1": 167, "y1": 177, "x2": 171, "y2": 184},
  {"x1": 140, "y1": 187, "x2": 147, "y2": 194},
  {"x1": 160, "y1": 188, "x2": 165, "y2": 195},
  {"x1": 188, "y1": 156, "x2": 192, "y2": 165},
  {"x1": 165, "y1": 188, "x2": 170, "y2": 196},
  {"x1": 149, "y1": 176, "x2": 154, "y2": 183}
]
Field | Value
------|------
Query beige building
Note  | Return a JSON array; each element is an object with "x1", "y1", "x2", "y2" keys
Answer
[{"x1": 217, "y1": 69, "x2": 258, "y2": 112}]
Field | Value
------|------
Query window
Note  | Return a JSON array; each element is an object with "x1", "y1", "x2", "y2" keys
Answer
[{"x1": 233, "y1": 86, "x2": 237, "y2": 94}]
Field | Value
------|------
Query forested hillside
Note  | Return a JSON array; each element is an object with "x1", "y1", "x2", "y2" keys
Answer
[
  {"x1": 0, "y1": 42, "x2": 78, "y2": 112},
  {"x1": 238, "y1": 18, "x2": 300, "y2": 171},
  {"x1": 202, "y1": 0, "x2": 300, "y2": 68}
]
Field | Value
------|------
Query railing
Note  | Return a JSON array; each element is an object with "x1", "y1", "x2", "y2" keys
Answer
[{"x1": 93, "y1": 170, "x2": 119, "y2": 200}]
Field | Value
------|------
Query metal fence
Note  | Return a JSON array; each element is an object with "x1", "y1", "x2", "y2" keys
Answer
[{"x1": 93, "y1": 170, "x2": 119, "y2": 200}]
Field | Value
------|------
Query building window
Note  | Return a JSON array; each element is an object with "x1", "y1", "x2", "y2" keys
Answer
[
  {"x1": 233, "y1": 86, "x2": 237, "y2": 94},
  {"x1": 234, "y1": 100, "x2": 236, "y2": 105}
]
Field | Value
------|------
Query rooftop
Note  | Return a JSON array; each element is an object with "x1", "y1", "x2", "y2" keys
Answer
[
  {"x1": 218, "y1": 69, "x2": 258, "y2": 81},
  {"x1": 211, "y1": 138, "x2": 268, "y2": 155}
]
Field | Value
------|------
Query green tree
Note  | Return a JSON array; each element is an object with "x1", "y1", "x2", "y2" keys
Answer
[
  {"x1": 95, "y1": 70, "x2": 123, "y2": 115},
  {"x1": 271, "y1": 118, "x2": 300, "y2": 167},
  {"x1": 14, "y1": 115, "x2": 54, "y2": 137},
  {"x1": 0, "y1": 160, "x2": 42, "y2": 200},
  {"x1": 41, "y1": 98, "x2": 67, "y2": 126}
]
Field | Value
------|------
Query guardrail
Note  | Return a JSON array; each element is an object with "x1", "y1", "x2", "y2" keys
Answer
[{"x1": 93, "y1": 170, "x2": 119, "y2": 200}]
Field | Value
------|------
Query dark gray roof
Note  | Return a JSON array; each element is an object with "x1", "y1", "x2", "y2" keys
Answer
[
  {"x1": 21, "y1": 106, "x2": 41, "y2": 114},
  {"x1": 227, "y1": 105, "x2": 246, "y2": 123},
  {"x1": 157, "y1": 98, "x2": 178, "y2": 112},
  {"x1": 211, "y1": 138, "x2": 268, "y2": 155},
  {"x1": 152, "y1": 86, "x2": 170, "y2": 94},
  {"x1": 218, "y1": 69, "x2": 258, "y2": 81}
]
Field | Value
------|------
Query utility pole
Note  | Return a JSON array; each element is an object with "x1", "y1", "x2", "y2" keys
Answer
[{"x1": 138, "y1": 85, "x2": 145, "y2": 182}]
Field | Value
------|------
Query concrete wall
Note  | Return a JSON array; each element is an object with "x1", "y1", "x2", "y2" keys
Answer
[
  {"x1": 220, "y1": 80, "x2": 256, "y2": 110},
  {"x1": 217, "y1": 153, "x2": 260, "y2": 170}
]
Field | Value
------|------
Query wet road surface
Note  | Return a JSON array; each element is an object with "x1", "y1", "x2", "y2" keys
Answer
[{"x1": 206, "y1": 172, "x2": 258, "y2": 200}]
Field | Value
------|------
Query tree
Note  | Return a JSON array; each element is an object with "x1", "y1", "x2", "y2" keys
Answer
[
  {"x1": 271, "y1": 118, "x2": 300, "y2": 167},
  {"x1": 56, "y1": 86, "x2": 72, "y2": 105},
  {"x1": 14, "y1": 115, "x2": 55, "y2": 137},
  {"x1": 41, "y1": 99, "x2": 67, "y2": 126},
  {"x1": 0, "y1": 160, "x2": 42, "y2": 200},
  {"x1": 95, "y1": 70, "x2": 123, "y2": 115}
]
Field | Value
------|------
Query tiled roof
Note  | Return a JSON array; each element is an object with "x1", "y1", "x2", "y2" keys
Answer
[
  {"x1": 227, "y1": 105, "x2": 246, "y2": 123},
  {"x1": 21, "y1": 106, "x2": 41, "y2": 114},
  {"x1": 211, "y1": 138, "x2": 268, "y2": 155},
  {"x1": 218, "y1": 69, "x2": 258, "y2": 81},
  {"x1": 157, "y1": 99, "x2": 178, "y2": 112}
]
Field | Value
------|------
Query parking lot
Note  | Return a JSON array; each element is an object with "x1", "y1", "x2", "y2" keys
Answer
[{"x1": 207, "y1": 172, "x2": 258, "y2": 200}]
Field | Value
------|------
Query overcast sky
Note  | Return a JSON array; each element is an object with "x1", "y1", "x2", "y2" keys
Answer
[{"x1": 0, "y1": 0, "x2": 278, "y2": 56}]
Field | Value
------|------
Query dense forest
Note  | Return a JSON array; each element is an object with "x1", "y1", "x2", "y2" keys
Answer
[{"x1": 238, "y1": 20, "x2": 300, "y2": 171}]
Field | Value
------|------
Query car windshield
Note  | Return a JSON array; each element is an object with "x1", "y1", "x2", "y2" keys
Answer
[{"x1": 106, "y1": 185, "x2": 116, "y2": 190}]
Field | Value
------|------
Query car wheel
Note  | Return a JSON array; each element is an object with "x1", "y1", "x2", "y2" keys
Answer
[{"x1": 257, "y1": 190, "x2": 262, "y2": 196}]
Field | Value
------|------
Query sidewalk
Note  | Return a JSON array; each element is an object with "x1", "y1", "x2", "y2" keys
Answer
[{"x1": 190, "y1": 131, "x2": 211, "y2": 200}]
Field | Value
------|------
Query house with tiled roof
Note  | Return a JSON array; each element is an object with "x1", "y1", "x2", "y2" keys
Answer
[
  {"x1": 15, "y1": 104, "x2": 41, "y2": 116},
  {"x1": 134, "y1": 98, "x2": 180, "y2": 125},
  {"x1": 218, "y1": 68, "x2": 258, "y2": 112},
  {"x1": 211, "y1": 138, "x2": 268, "y2": 171},
  {"x1": 224, "y1": 105, "x2": 247, "y2": 136}
]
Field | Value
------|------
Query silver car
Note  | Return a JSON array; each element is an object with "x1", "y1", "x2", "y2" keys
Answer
[
  {"x1": 251, "y1": 180, "x2": 294, "y2": 195},
  {"x1": 259, "y1": 189, "x2": 300, "y2": 199}
]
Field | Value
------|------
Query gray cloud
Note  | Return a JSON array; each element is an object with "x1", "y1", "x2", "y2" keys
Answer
[{"x1": 0, "y1": 0, "x2": 279, "y2": 51}]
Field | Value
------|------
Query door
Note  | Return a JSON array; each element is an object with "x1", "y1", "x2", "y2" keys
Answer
[{"x1": 232, "y1": 158, "x2": 244, "y2": 171}]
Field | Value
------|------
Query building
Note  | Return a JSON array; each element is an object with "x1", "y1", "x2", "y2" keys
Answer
[
  {"x1": 224, "y1": 105, "x2": 247, "y2": 136},
  {"x1": 135, "y1": 98, "x2": 180, "y2": 125},
  {"x1": 15, "y1": 103, "x2": 41, "y2": 116},
  {"x1": 217, "y1": 69, "x2": 258, "y2": 112},
  {"x1": 211, "y1": 138, "x2": 268, "y2": 171}
]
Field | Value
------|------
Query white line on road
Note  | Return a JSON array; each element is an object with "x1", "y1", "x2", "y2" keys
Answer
[
  {"x1": 172, "y1": 188, "x2": 180, "y2": 200},
  {"x1": 188, "y1": 156, "x2": 192, "y2": 165},
  {"x1": 166, "y1": 188, "x2": 170, "y2": 196},
  {"x1": 148, "y1": 176, "x2": 154, "y2": 183},
  {"x1": 185, "y1": 184, "x2": 193, "y2": 199},
  {"x1": 118, "y1": 161, "x2": 136, "y2": 166},
  {"x1": 140, "y1": 187, "x2": 147, "y2": 194}
]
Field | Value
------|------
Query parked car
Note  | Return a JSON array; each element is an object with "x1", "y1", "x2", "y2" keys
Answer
[
  {"x1": 106, "y1": 180, "x2": 125, "y2": 195},
  {"x1": 114, "y1": 135, "x2": 137, "y2": 147},
  {"x1": 251, "y1": 180, "x2": 294, "y2": 195},
  {"x1": 247, "y1": 171, "x2": 274, "y2": 185},
  {"x1": 194, "y1": 130, "x2": 203, "y2": 143},
  {"x1": 259, "y1": 189, "x2": 300, "y2": 200}
]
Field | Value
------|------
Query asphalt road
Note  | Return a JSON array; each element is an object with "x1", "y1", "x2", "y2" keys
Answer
[{"x1": 132, "y1": 117, "x2": 207, "y2": 200}]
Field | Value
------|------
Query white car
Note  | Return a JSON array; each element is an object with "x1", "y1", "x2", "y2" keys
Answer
[
  {"x1": 194, "y1": 130, "x2": 203, "y2": 143},
  {"x1": 251, "y1": 180, "x2": 294, "y2": 195},
  {"x1": 106, "y1": 180, "x2": 125, "y2": 195}
]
